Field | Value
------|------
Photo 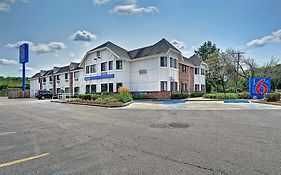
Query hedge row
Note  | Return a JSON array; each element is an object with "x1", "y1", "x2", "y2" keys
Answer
[
  {"x1": 77, "y1": 93, "x2": 133, "y2": 103},
  {"x1": 202, "y1": 92, "x2": 251, "y2": 99},
  {"x1": 265, "y1": 93, "x2": 281, "y2": 102}
]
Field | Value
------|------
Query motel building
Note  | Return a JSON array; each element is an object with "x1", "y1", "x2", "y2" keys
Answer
[{"x1": 29, "y1": 38, "x2": 208, "y2": 99}]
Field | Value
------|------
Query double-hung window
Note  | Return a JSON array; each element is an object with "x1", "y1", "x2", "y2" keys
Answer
[
  {"x1": 116, "y1": 60, "x2": 123, "y2": 70},
  {"x1": 109, "y1": 61, "x2": 113, "y2": 70},
  {"x1": 160, "y1": 81, "x2": 167, "y2": 91},
  {"x1": 86, "y1": 66, "x2": 90, "y2": 74},
  {"x1": 101, "y1": 62, "x2": 107, "y2": 72},
  {"x1": 195, "y1": 68, "x2": 200, "y2": 75},
  {"x1": 160, "y1": 57, "x2": 167, "y2": 67},
  {"x1": 90, "y1": 65, "x2": 96, "y2": 73}
]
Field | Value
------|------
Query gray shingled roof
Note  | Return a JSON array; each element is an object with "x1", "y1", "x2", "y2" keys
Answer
[
  {"x1": 189, "y1": 54, "x2": 203, "y2": 66},
  {"x1": 183, "y1": 57, "x2": 195, "y2": 66},
  {"x1": 128, "y1": 38, "x2": 181, "y2": 59},
  {"x1": 90, "y1": 41, "x2": 131, "y2": 59},
  {"x1": 30, "y1": 72, "x2": 40, "y2": 79},
  {"x1": 57, "y1": 65, "x2": 70, "y2": 74}
]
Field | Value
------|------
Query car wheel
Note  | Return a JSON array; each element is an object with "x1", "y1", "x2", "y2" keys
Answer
[{"x1": 42, "y1": 96, "x2": 46, "y2": 100}]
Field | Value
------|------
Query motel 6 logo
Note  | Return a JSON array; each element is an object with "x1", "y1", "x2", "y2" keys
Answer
[{"x1": 249, "y1": 78, "x2": 271, "y2": 99}]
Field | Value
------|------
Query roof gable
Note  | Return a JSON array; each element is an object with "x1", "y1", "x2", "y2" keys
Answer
[{"x1": 189, "y1": 54, "x2": 203, "y2": 66}]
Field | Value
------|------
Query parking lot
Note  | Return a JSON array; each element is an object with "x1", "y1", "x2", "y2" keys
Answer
[{"x1": 1, "y1": 97, "x2": 281, "y2": 175}]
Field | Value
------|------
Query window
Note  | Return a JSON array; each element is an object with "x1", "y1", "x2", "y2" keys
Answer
[
  {"x1": 116, "y1": 83, "x2": 123, "y2": 92},
  {"x1": 109, "y1": 61, "x2": 113, "y2": 70},
  {"x1": 181, "y1": 83, "x2": 187, "y2": 92},
  {"x1": 49, "y1": 76, "x2": 53, "y2": 82},
  {"x1": 57, "y1": 88, "x2": 61, "y2": 93},
  {"x1": 65, "y1": 87, "x2": 69, "y2": 93},
  {"x1": 101, "y1": 62, "x2": 107, "y2": 71},
  {"x1": 195, "y1": 68, "x2": 200, "y2": 75},
  {"x1": 38, "y1": 78, "x2": 40, "y2": 83},
  {"x1": 101, "y1": 84, "x2": 108, "y2": 92},
  {"x1": 201, "y1": 85, "x2": 206, "y2": 91},
  {"x1": 74, "y1": 87, "x2": 80, "y2": 94},
  {"x1": 65, "y1": 73, "x2": 68, "y2": 80},
  {"x1": 201, "y1": 68, "x2": 205, "y2": 75},
  {"x1": 97, "y1": 51, "x2": 101, "y2": 58},
  {"x1": 116, "y1": 60, "x2": 123, "y2": 70},
  {"x1": 160, "y1": 57, "x2": 167, "y2": 67},
  {"x1": 86, "y1": 85, "x2": 90, "y2": 94},
  {"x1": 109, "y1": 83, "x2": 113, "y2": 92},
  {"x1": 195, "y1": 84, "x2": 200, "y2": 91},
  {"x1": 43, "y1": 77, "x2": 46, "y2": 82},
  {"x1": 170, "y1": 57, "x2": 173, "y2": 68},
  {"x1": 174, "y1": 59, "x2": 177, "y2": 68},
  {"x1": 56, "y1": 75, "x2": 60, "y2": 81},
  {"x1": 86, "y1": 66, "x2": 90, "y2": 74},
  {"x1": 182, "y1": 65, "x2": 187, "y2": 72},
  {"x1": 90, "y1": 65, "x2": 96, "y2": 73},
  {"x1": 74, "y1": 72, "x2": 79, "y2": 79},
  {"x1": 170, "y1": 82, "x2": 178, "y2": 91},
  {"x1": 91, "y1": 85, "x2": 96, "y2": 93},
  {"x1": 160, "y1": 81, "x2": 167, "y2": 91}
]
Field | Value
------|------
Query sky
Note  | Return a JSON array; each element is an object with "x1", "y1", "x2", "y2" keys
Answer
[{"x1": 0, "y1": 0, "x2": 281, "y2": 77}]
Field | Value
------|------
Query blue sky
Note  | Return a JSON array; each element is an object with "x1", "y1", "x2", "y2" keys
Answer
[{"x1": 0, "y1": 0, "x2": 281, "y2": 77}]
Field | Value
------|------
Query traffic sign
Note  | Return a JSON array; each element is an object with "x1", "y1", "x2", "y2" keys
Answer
[{"x1": 249, "y1": 78, "x2": 271, "y2": 99}]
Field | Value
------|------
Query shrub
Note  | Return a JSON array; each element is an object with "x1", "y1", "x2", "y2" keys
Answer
[
  {"x1": 190, "y1": 92, "x2": 204, "y2": 97},
  {"x1": 171, "y1": 93, "x2": 189, "y2": 99},
  {"x1": 237, "y1": 92, "x2": 251, "y2": 99},
  {"x1": 114, "y1": 93, "x2": 133, "y2": 103},
  {"x1": 118, "y1": 87, "x2": 130, "y2": 94},
  {"x1": 202, "y1": 93, "x2": 238, "y2": 99},
  {"x1": 90, "y1": 94, "x2": 101, "y2": 101},
  {"x1": 95, "y1": 96, "x2": 119, "y2": 104},
  {"x1": 265, "y1": 93, "x2": 281, "y2": 102}
]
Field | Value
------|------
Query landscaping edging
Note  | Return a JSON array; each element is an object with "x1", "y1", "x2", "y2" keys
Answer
[
  {"x1": 252, "y1": 100, "x2": 281, "y2": 106},
  {"x1": 64, "y1": 100, "x2": 133, "y2": 108}
]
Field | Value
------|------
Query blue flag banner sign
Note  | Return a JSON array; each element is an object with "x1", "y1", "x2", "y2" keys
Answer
[
  {"x1": 85, "y1": 74, "x2": 114, "y2": 81},
  {"x1": 19, "y1": 43, "x2": 29, "y2": 63},
  {"x1": 249, "y1": 78, "x2": 271, "y2": 99}
]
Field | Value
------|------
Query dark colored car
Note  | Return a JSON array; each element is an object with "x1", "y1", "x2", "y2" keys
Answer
[{"x1": 35, "y1": 90, "x2": 53, "y2": 100}]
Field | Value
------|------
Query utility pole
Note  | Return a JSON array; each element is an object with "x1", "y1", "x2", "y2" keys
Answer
[{"x1": 233, "y1": 51, "x2": 245, "y2": 93}]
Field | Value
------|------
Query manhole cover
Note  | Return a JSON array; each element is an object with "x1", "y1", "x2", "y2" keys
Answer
[{"x1": 168, "y1": 122, "x2": 189, "y2": 129}]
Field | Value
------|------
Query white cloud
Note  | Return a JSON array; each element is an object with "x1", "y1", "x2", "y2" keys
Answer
[
  {"x1": 19, "y1": 66, "x2": 35, "y2": 71},
  {"x1": 0, "y1": 0, "x2": 28, "y2": 13},
  {"x1": 69, "y1": 30, "x2": 97, "y2": 42},
  {"x1": 0, "y1": 58, "x2": 17, "y2": 65},
  {"x1": 69, "y1": 52, "x2": 75, "y2": 57},
  {"x1": 110, "y1": 3, "x2": 159, "y2": 15},
  {"x1": 93, "y1": 0, "x2": 110, "y2": 5},
  {"x1": 5, "y1": 41, "x2": 66, "y2": 54},
  {"x1": 247, "y1": 29, "x2": 281, "y2": 47},
  {"x1": 171, "y1": 39, "x2": 186, "y2": 50}
]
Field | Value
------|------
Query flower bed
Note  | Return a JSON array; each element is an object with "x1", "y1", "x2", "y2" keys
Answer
[
  {"x1": 66, "y1": 87, "x2": 133, "y2": 107},
  {"x1": 202, "y1": 92, "x2": 251, "y2": 99}
]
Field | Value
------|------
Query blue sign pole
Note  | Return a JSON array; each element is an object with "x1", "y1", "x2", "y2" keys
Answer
[
  {"x1": 19, "y1": 43, "x2": 29, "y2": 92},
  {"x1": 22, "y1": 62, "x2": 26, "y2": 91}
]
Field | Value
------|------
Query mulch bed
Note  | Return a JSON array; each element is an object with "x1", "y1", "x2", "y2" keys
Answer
[
  {"x1": 253, "y1": 100, "x2": 281, "y2": 106},
  {"x1": 64, "y1": 100, "x2": 133, "y2": 108}
]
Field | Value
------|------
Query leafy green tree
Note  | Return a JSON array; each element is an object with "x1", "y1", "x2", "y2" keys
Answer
[{"x1": 195, "y1": 41, "x2": 220, "y2": 61}]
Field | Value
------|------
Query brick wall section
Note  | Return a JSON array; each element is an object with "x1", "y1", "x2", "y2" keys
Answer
[
  {"x1": 147, "y1": 91, "x2": 171, "y2": 99},
  {"x1": 189, "y1": 67, "x2": 194, "y2": 93},
  {"x1": 179, "y1": 63, "x2": 195, "y2": 93},
  {"x1": 178, "y1": 63, "x2": 188, "y2": 92}
]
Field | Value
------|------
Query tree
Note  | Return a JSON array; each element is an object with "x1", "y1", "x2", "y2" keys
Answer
[{"x1": 195, "y1": 41, "x2": 220, "y2": 61}]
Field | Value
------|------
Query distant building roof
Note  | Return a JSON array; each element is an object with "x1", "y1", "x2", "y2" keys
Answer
[
  {"x1": 189, "y1": 54, "x2": 203, "y2": 66},
  {"x1": 128, "y1": 38, "x2": 180, "y2": 59},
  {"x1": 182, "y1": 56, "x2": 195, "y2": 66},
  {"x1": 30, "y1": 72, "x2": 40, "y2": 79},
  {"x1": 89, "y1": 41, "x2": 131, "y2": 60}
]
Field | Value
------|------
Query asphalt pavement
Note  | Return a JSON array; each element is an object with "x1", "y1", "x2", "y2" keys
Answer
[{"x1": 1, "y1": 97, "x2": 281, "y2": 175}]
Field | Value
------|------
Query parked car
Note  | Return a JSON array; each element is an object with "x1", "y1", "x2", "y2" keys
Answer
[{"x1": 35, "y1": 90, "x2": 53, "y2": 100}]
